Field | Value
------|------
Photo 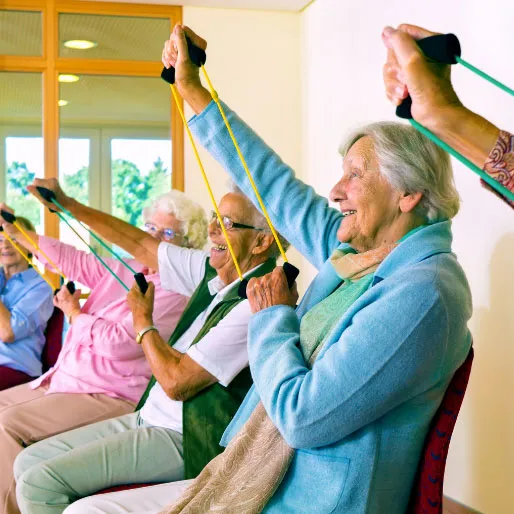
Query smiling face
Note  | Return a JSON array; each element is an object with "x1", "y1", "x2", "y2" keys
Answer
[
  {"x1": 329, "y1": 136, "x2": 407, "y2": 253},
  {"x1": 208, "y1": 193, "x2": 272, "y2": 284},
  {"x1": 0, "y1": 234, "x2": 29, "y2": 270}
]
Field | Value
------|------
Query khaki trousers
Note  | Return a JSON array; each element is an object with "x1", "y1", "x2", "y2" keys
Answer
[{"x1": 0, "y1": 383, "x2": 134, "y2": 514}]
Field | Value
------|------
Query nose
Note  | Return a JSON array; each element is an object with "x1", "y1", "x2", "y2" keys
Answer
[
  {"x1": 329, "y1": 175, "x2": 348, "y2": 204},
  {"x1": 208, "y1": 217, "x2": 219, "y2": 237}
]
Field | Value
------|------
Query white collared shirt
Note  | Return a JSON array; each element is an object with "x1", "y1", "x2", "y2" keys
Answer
[{"x1": 140, "y1": 242, "x2": 258, "y2": 433}]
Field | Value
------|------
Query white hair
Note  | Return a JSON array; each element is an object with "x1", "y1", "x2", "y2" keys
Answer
[
  {"x1": 339, "y1": 122, "x2": 460, "y2": 222},
  {"x1": 226, "y1": 182, "x2": 290, "y2": 259},
  {"x1": 143, "y1": 190, "x2": 207, "y2": 250}
]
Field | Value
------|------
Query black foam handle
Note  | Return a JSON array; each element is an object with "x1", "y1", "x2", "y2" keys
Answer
[
  {"x1": 161, "y1": 37, "x2": 207, "y2": 85},
  {"x1": 36, "y1": 186, "x2": 57, "y2": 202},
  {"x1": 396, "y1": 33, "x2": 461, "y2": 120},
  {"x1": 1, "y1": 210, "x2": 16, "y2": 224},
  {"x1": 134, "y1": 272, "x2": 149, "y2": 295},
  {"x1": 66, "y1": 281, "x2": 76, "y2": 295},
  {"x1": 238, "y1": 263, "x2": 300, "y2": 299}
]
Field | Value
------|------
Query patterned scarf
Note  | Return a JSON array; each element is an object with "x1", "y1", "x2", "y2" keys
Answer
[{"x1": 160, "y1": 243, "x2": 397, "y2": 514}]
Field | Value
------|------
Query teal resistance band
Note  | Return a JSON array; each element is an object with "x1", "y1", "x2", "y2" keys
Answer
[
  {"x1": 36, "y1": 186, "x2": 148, "y2": 293},
  {"x1": 456, "y1": 57, "x2": 514, "y2": 98},
  {"x1": 57, "y1": 210, "x2": 130, "y2": 292},
  {"x1": 396, "y1": 33, "x2": 514, "y2": 203}
]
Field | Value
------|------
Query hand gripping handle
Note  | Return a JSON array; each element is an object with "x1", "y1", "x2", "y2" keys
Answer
[
  {"x1": 161, "y1": 37, "x2": 207, "y2": 85},
  {"x1": 134, "y1": 272, "x2": 149, "y2": 295},
  {"x1": 396, "y1": 33, "x2": 461, "y2": 119},
  {"x1": 238, "y1": 262, "x2": 300, "y2": 299}
]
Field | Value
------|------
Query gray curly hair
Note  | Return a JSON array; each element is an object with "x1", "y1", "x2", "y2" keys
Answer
[
  {"x1": 143, "y1": 190, "x2": 208, "y2": 250},
  {"x1": 339, "y1": 122, "x2": 460, "y2": 222}
]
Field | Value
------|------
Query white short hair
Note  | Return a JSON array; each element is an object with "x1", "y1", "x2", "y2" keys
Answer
[
  {"x1": 143, "y1": 190, "x2": 207, "y2": 250},
  {"x1": 339, "y1": 122, "x2": 460, "y2": 222},
  {"x1": 226, "y1": 182, "x2": 290, "y2": 259}
]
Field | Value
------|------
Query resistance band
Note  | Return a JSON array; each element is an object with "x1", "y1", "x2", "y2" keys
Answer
[
  {"x1": 0, "y1": 226, "x2": 55, "y2": 290},
  {"x1": 395, "y1": 33, "x2": 514, "y2": 203},
  {"x1": 35, "y1": 187, "x2": 148, "y2": 294},
  {"x1": 161, "y1": 39, "x2": 299, "y2": 297},
  {"x1": 1, "y1": 210, "x2": 75, "y2": 294}
]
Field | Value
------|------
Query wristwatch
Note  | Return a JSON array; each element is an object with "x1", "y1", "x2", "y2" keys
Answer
[{"x1": 136, "y1": 325, "x2": 158, "y2": 344}]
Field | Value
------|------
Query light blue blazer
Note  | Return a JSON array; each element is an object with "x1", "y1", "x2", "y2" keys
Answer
[{"x1": 190, "y1": 101, "x2": 473, "y2": 513}]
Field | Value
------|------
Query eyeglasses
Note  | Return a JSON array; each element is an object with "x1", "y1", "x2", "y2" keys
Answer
[
  {"x1": 143, "y1": 223, "x2": 182, "y2": 242},
  {"x1": 210, "y1": 211, "x2": 264, "y2": 231}
]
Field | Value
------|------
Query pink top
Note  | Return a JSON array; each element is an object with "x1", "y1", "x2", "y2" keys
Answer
[{"x1": 30, "y1": 236, "x2": 188, "y2": 403}]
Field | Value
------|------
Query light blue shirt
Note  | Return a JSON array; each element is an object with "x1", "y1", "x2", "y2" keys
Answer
[
  {"x1": 190, "y1": 101, "x2": 473, "y2": 514},
  {"x1": 0, "y1": 267, "x2": 54, "y2": 376}
]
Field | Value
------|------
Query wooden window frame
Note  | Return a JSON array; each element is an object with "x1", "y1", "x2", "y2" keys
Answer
[{"x1": 0, "y1": 0, "x2": 184, "y2": 287}]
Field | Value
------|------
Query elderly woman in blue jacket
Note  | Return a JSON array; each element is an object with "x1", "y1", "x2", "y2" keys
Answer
[
  {"x1": 62, "y1": 25, "x2": 473, "y2": 514},
  {"x1": 0, "y1": 218, "x2": 53, "y2": 390}
]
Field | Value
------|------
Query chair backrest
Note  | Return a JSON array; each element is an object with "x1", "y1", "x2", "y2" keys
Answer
[
  {"x1": 408, "y1": 347, "x2": 474, "y2": 514},
  {"x1": 41, "y1": 307, "x2": 64, "y2": 373}
]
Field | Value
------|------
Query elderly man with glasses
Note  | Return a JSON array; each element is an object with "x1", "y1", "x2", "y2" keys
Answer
[{"x1": 12, "y1": 179, "x2": 290, "y2": 514}]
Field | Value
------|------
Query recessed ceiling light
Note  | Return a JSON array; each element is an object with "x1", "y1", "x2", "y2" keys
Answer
[
  {"x1": 58, "y1": 74, "x2": 80, "y2": 83},
  {"x1": 58, "y1": 100, "x2": 69, "y2": 107},
  {"x1": 63, "y1": 40, "x2": 97, "y2": 50}
]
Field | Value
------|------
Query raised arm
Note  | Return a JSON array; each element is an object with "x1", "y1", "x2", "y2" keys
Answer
[
  {"x1": 382, "y1": 24, "x2": 512, "y2": 208},
  {"x1": 163, "y1": 25, "x2": 343, "y2": 268},
  {"x1": 27, "y1": 178, "x2": 161, "y2": 270}
]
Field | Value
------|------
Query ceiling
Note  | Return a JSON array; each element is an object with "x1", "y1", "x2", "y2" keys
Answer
[{"x1": 86, "y1": 0, "x2": 313, "y2": 12}]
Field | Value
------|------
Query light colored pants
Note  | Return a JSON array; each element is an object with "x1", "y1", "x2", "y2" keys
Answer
[
  {"x1": 62, "y1": 481, "x2": 194, "y2": 514},
  {"x1": 15, "y1": 412, "x2": 184, "y2": 514},
  {"x1": 0, "y1": 383, "x2": 134, "y2": 514}
]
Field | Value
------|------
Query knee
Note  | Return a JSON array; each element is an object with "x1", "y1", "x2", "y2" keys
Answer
[
  {"x1": 13, "y1": 445, "x2": 39, "y2": 482},
  {"x1": 16, "y1": 462, "x2": 61, "y2": 509}
]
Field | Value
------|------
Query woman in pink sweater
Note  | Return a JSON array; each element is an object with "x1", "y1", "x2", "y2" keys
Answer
[{"x1": 0, "y1": 190, "x2": 207, "y2": 514}]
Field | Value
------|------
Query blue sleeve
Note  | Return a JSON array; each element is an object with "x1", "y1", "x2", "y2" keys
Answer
[
  {"x1": 247, "y1": 275, "x2": 448, "y2": 449},
  {"x1": 10, "y1": 281, "x2": 54, "y2": 341},
  {"x1": 189, "y1": 100, "x2": 343, "y2": 270}
]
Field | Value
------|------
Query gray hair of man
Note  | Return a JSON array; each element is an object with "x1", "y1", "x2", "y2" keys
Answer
[
  {"x1": 226, "y1": 182, "x2": 290, "y2": 259},
  {"x1": 339, "y1": 122, "x2": 460, "y2": 222},
  {"x1": 143, "y1": 190, "x2": 208, "y2": 250}
]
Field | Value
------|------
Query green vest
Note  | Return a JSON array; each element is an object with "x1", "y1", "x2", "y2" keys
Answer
[{"x1": 136, "y1": 257, "x2": 277, "y2": 479}]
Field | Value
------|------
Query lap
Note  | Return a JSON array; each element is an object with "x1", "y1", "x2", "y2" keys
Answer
[
  {"x1": 17, "y1": 416, "x2": 185, "y2": 498},
  {"x1": 63, "y1": 481, "x2": 194, "y2": 514},
  {"x1": 0, "y1": 384, "x2": 134, "y2": 445}
]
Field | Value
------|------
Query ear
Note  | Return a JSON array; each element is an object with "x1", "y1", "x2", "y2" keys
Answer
[
  {"x1": 252, "y1": 232, "x2": 275, "y2": 256},
  {"x1": 399, "y1": 191, "x2": 423, "y2": 213}
]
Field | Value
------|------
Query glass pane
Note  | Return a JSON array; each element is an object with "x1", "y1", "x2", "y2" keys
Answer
[
  {"x1": 1, "y1": 71, "x2": 43, "y2": 231},
  {"x1": 59, "y1": 13, "x2": 169, "y2": 61},
  {"x1": 111, "y1": 139, "x2": 171, "y2": 227},
  {"x1": 59, "y1": 138, "x2": 91, "y2": 254},
  {"x1": 0, "y1": 10, "x2": 42, "y2": 56}
]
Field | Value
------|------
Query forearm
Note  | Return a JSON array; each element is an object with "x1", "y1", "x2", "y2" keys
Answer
[
  {"x1": 424, "y1": 106, "x2": 500, "y2": 168},
  {"x1": 64, "y1": 199, "x2": 159, "y2": 270},
  {"x1": 4, "y1": 226, "x2": 39, "y2": 255},
  {"x1": 178, "y1": 83, "x2": 212, "y2": 115},
  {"x1": 136, "y1": 320, "x2": 183, "y2": 391},
  {"x1": 0, "y1": 300, "x2": 14, "y2": 343}
]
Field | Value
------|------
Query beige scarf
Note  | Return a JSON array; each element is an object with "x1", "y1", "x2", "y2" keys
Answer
[{"x1": 161, "y1": 243, "x2": 397, "y2": 514}]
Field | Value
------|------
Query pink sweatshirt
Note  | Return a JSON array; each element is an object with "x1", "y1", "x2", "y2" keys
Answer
[{"x1": 30, "y1": 236, "x2": 188, "y2": 403}]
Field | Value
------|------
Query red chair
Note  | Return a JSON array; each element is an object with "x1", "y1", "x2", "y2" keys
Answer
[
  {"x1": 41, "y1": 307, "x2": 64, "y2": 373},
  {"x1": 408, "y1": 347, "x2": 474, "y2": 514}
]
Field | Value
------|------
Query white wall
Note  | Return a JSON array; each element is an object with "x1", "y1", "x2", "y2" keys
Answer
[
  {"x1": 301, "y1": 0, "x2": 514, "y2": 512},
  {"x1": 182, "y1": 7, "x2": 304, "y2": 270}
]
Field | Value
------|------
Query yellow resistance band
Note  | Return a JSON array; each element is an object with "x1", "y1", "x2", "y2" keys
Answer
[
  {"x1": 170, "y1": 83, "x2": 243, "y2": 281},
  {"x1": 13, "y1": 221, "x2": 67, "y2": 282},
  {"x1": 201, "y1": 66, "x2": 289, "y2": 263},
  {"x1": 1, "y1": 231, "x2": 55, "y2": 290}
]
